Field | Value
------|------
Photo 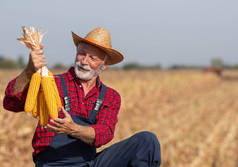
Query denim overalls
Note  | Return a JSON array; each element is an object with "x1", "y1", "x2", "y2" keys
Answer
[{"x1": 33, "y1": 75, "x2": 107, "y2": 167}]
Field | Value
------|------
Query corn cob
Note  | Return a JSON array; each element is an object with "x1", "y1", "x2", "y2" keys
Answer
[
  {"x1": 41, "y1": 76, "x2": 58, "y2": 119},
  {"x1": 32, "y1": 92, "x2": 40, "y2": 118},
  {"x1": 48, "y1": 71, "x2": 62, "y2": 110},
  {"x1": 24, "y1": 72, "x2": 41, "y2": 112},
  {"x1": 39, "y1": 91, "x2": 49, "y2": 126},
  {"x1": 18, "y1": 26, "x2": 60, "y2": 124}
]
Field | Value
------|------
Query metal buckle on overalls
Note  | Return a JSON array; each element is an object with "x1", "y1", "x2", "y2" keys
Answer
[
  {"x1": 94, "y1": 99, "x2": 103, "y2": 111},
  {"x1": 64, "y1": 96, "x2": 71, "y2": 112},
  {"x1": 64, "y1": 97, "x2": 70, "y2": 104}
]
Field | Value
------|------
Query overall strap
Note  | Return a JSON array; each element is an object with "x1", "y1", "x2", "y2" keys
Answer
[
  {"x1": 58, "y1": 75, "x2": 71, "y2": 113},
  {"x1": 88, "y1": 84, "x2": 107, "y2": 124}
]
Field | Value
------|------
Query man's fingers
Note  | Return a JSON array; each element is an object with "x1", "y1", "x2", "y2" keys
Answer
[
  {"x1": 53, "y1": 118, "x2": 65, "y2": 124},
  {"x1": 61, "y1": 107, "x2": 69, "y2": 117},
  {"x1": 30, "y1": 49, "x2": 46, "y2": 71},
  {"x1": 46, "y1": 123, "x2": 57, "y2": 130},
  {"x1": 50, "y1": 119, "x2": 61, "y2": 128},
  {"x1": 34, "y1": 62, "x2": 46, "y2": 71},
  {"x1": 31, "y1": 51, "x2": 44, "y2": 59},
  {"x1": 46, "y1": 124, "x2": 61, "y2": 133},
  {"x1": 40, "y1": 44, "x2": 44, "y2": 49}
]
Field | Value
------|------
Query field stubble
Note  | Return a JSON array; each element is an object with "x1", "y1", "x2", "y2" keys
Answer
[{"x1": 1, "y1": 69, "x2": 238, "y2": 167}]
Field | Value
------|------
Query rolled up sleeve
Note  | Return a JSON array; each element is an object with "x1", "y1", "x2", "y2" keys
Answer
[
  {"x1": 90, "y1": 90, "x2": 121, "y2": 147},
  {"x1": 3, "y1": 78, "x2": 28, "y2": 112}
]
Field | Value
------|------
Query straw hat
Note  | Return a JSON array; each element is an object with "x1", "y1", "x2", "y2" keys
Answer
[{"x1": 72, "y1": 27, "x2": 124, "y2": 65}]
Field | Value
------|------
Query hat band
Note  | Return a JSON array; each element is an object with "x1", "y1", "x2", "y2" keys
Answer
[{"x1": 84, "y1": 37, "x2": 109, "y2": 49}]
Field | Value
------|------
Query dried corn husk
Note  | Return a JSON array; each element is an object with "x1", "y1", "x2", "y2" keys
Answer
[
  {"x1": 17, "y1": 26, "x2": 60, "y2": 126},
  {"x1": 17, "y1": 26, "x2": 44, "y2": 50}
]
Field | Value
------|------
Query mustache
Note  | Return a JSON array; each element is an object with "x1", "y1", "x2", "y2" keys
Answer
[{"x1": 75, "y1": 61, "x2": 92, "y2": 71}]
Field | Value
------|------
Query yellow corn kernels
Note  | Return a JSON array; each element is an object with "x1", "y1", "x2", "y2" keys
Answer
[
  {"x1": 48, "y1": 72, "x2": 62, "y2": 110},
  {"x1": 24, "y1": 72, "x2": 41, "y2": 112},
  {"x1": 39, "y1": 91, "x2": 49, "y2": 126},
  {"x1": 41, "y1": 77, "x2": 58, "y2": 119},
  {"x1": 32, "y1": 92, "x2": 40, "y2": 118},
  {"x1": 53, "y1": 82, "x2": 62, "y2": 110}
]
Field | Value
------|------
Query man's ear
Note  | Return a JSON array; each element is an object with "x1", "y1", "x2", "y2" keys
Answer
[{"x1": 101, "y1": 64, "x2": 108, "y2": 71}]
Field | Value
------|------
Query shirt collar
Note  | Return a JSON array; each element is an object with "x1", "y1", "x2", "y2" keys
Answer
[{"x1": 68, "y1": 67, "x2": 102, "y2": 88}]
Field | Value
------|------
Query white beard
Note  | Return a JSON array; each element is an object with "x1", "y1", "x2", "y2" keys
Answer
[{"x1": 74, "y1": 61, "x2": 104, "y2": 81}]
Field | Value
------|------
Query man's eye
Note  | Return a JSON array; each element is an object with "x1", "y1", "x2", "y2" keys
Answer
[{"x1": 90, "y1": 56, "x2": 96, "y2": 60}]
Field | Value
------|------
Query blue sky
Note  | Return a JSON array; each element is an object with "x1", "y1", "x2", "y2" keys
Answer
[{"x1": 0, "y1": 0, "x2": 237, "y2": 68}]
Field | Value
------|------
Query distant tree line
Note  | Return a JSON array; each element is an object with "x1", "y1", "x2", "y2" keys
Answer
[
  {"x1": 0, "y1": 55, "x2": 162, "y2": 70},
  {"x1": 122, "y1": 63, "x2": 162, "y2": 70},
  {"x1": 121, "y1": 58, "x2": 238, "y2": 70},
  {"x1": 0, "y1": 55, "x2": 68, "y2": 70},
  {"x1": 169, "y1": 58, "x2": 238, "y2": 70},
  {"x1": 0, "y1": 55, "x2": 25, "y2": 69},
  {"x1": 0, "y1": 55, "x2": 238, "y2": 70}
]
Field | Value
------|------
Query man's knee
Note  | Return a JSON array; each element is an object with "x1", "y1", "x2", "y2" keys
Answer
[
  {"x1": 132, "y1": 131, "x2": 160, "y2": 148},
  {"x1": 130, "y1": 131, "x2": 161, "y2": 166}
]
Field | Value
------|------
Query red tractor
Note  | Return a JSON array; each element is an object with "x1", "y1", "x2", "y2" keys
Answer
[{"x1": 202, "y1": 67, "x2": 223, "y2": 76}]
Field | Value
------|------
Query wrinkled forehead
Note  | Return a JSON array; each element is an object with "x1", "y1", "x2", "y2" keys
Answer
[
  {"x1": 77, "y1": 42, "x2": 107, "y2": 61},
  {"x1": 77, "y1": 42, "x2": 104, "y2": 53}
]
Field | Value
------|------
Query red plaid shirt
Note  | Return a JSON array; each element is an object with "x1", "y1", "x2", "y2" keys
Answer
[{"x1": 3, "y1": 67, "x2": 121, "y2": 155}]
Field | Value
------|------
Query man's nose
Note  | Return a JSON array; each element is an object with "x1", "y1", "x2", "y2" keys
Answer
[{"x1": 81, "y1": 54, "x2": 90, "y2": 64}]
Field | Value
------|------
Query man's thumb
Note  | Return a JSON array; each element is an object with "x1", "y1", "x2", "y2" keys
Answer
[
  {"x1": 61, "y1": 107, "x2": 68, "y2": 116},
  {"x1": 40, "y1": 44, "x2": 44, "y2": 49}
]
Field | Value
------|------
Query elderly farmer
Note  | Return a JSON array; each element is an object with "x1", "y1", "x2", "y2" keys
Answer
[{"x1": 3, "y1": 27, "x2": 161, "y2": 167}]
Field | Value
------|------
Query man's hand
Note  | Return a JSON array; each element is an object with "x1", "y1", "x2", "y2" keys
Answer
[
  {"x1": 46, "y1": 107, "x2": 96, "y2": 144},
  {"x1": 13, "y1": 44, "x2": 46, "y2": 94},
  {"x1": 46, "y1": 107, "x2": 77, "y2": 134},
  {"x1": 27, "y1": 44, "x2": 47, "y2": 72}
]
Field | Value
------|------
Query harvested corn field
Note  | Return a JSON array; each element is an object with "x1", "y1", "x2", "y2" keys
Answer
[{"x1": 1, "y1": 69, "x2": 238, "y2": 167}]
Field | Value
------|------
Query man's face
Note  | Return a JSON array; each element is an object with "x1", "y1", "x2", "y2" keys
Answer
[{"x1": 74, "y1": 42, "x2": 107, "y2": 81}]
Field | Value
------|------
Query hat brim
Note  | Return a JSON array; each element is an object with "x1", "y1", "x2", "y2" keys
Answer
[{"x1": 72, "y1": 32, "x2": 123, "y2": 65}]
